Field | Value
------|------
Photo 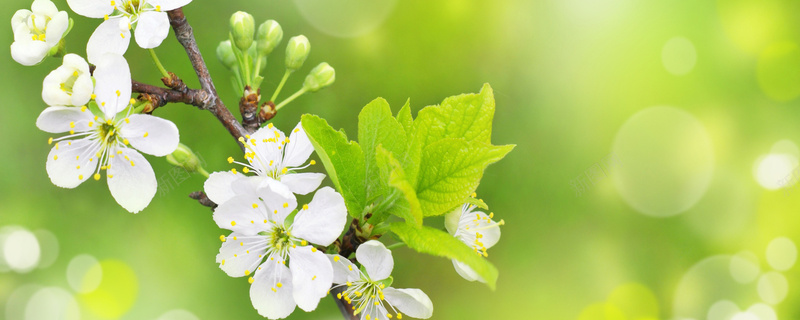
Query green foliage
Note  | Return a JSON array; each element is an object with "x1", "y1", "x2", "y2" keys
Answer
[
  {"x1": 300, "y1": 114, "x2": 366, "y2": 218},
  {"x1": 375, "y1": 146, "x2": 422, "y2": 226},
  {"x1": 390, "y1": 223, "x2": 499, "y2": 289},
  {"x1": 358, "y1": 98, "x2": 408, "y2": 203}
]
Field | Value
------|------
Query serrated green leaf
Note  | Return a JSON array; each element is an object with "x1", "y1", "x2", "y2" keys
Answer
[
  {"x1": 414, "y1": 83, "x2": 495, "y2": 148},
  {"x1": 390, "y1": 223, "x2": 498, "y2": 290},
  {"x1": 417, "y1": 138, "x2": 514, "y2": 216},
  {"x1": 301, "y1": 114, "x2": 366, "y2": 218},
  {"x1": 358, "y1": 98, "x2": 408, "y2": 203},
  {"x1": 374, "y1": 146, "x2": 422, "y2": 226},
  {"x1": 397, "y1": 99, "x2": 413, "y2": 139}
]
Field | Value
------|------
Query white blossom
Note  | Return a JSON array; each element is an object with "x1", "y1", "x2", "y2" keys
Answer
[
  {"x1": 42, "y1": 53, "x2": 93, "y2": 107},
  {"x1": 444, "y1": 201, "x2": 503, "y2": 283},
  {"x1": 213, "y1": 183, "x2": 348, "y2": 319},
  {"x1": 10, "y1": 0, "x2": 70, "y2": 66},
  {"x1": 328, "y1": 241, "x2": 434, "y2": 320},
  {"x1": 66, "y1": 0, "x2": 192, "y2": 63},
  {"x1": 36, "y1": 54, "x2": 179, "y2": 213},
  {"x1": 203, "y1": 122, "x2": 324, "y2": 206}
]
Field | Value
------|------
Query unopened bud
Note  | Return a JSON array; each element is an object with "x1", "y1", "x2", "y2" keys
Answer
[
  {"x1": 229, "y1": 11, "x2": 255, "y2": 52},
  {"x1": 285, "y1": 35, "x2": 310, "y2": 71},
  {"x1": 303, "y1": 62, "x2": 335, "y2": 92},
  {"x1": 166, "y1": 143, "x2": 203, "y2": 173},
  {"x1": 216, "y1": 40, "x2": 236, "y2": 70},
  {"x1": 256, "y1": 20, "x2": 283, "y2": 56}
]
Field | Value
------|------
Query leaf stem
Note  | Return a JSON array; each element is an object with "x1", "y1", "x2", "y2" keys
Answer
[
  {"x1": 386, "y1": 242, "x2": 406, "y2": 250},
  {"x1": 270, "y1": 69, "x2": 292, "y2": 102},
  {"x1": 274, "y1": 87, "x2": 307, "y2": 111},
  {"x1": 147, "y1": 49, "x2": 171, "y2": 79}
]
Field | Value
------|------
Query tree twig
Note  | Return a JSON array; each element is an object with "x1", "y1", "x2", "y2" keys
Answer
[{"x1": 167, "y1": 8, "x2": 249, "y2": 149}]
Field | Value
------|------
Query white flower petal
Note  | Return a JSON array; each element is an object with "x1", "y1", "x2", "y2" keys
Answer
[
  {"x1": 11, "y1": 10, "x2": 32, "y2": 33},
  {"x1": 42, "y1": 68, "x2": 73, "y2": 106},
  {"x1": 119, "y1": 114, "x2": 179, "y2": 156},
  {"x1": 326, "y1": 254, "x2": 359, "y2": 284},
  {"x1": 36, "y1": 106, "x2": 94, "y2": 133},
  {"x1": 452, "y1": 259, "x2": 483, "y2": 283},
  {"x1": 92, "y1": 53, "x2": 131, "y2": 118},
  {"x1": 86, "y1": 17, "x2": 131, "y2": 64},
  {"x1": 46, "y1": 138, "x2": 100, "y2": 188},
  {"x1": 63, "y1": 53, "x2": 90, "y2": 73},
  {"x1": 282, "y1": 123, "x2": 314, "y2": 168},
  {"x1": 280, "y1": 172, "x2": 325, "y2": 195},
  {"x1": 292, "y1": 187, "x2": 347, "y2": 246},
  {"x1": 250, "y1": 257, "x2": 296, "y2": 319},
  {"x1": 230, "y1": 175, "x2": 266, "y2": 198},
  {"x1": 66, "y1": 0, "x2": 114, "y2": 18},
  {"x1": 458, "y1": 210, "x2": 501, "y2": 250},
  {"x1": 133, "y1": 11, "x2": 169, "y2": 49},
  {"x1": 355, "y1": 240, "x2": 393, "y2": 281},
  {"x1": 31, "y1": 0, "x2": 58, "y2": 17},
  {"x1": 204, "y1": 171, "x2": 243, "y2": 204},
  {"x1": 248, "y1": 126, "x2": 284, "y2": 172},
  {"x1": 71, "y1": 74, "x2": 94, "y2": 106},
  {"x1": 216, "y1": 232, "x2": 268, "y2": 277},
  {"x1": 107, "y1": 148, "x2": 157, "y2": 213},
  {"x1": 212, "y1": 194, "x2": 270, "y2": 235},
  {"x1": 44, "y1": 11, "x2": 69, "y2": 47},
  {"x1": 383, "y1": 288, "x2": 434, "y2": 319},
  {"x1": 10, "y1": 37, "x2": 48, "y2": 66},
  {"x1": 257, "y1": 179, "x2": 297, "y2": 226},
  {"x1": 148, "y1": 0, "x2": 192, "y2": 11},
  {"x1": 288, "y1": 246, "x2": 333, "y2": 311}
]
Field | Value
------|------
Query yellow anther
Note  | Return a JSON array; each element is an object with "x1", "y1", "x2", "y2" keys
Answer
[
  {"x1": 47, "y1": 137, "x2": 53, "y2": 144},
  {"x1": 241, "y1": 241, "x2": 244, "y2": 246},
  {"x1": 271, "y1": 288, "x2": 277, "y2": 292},
  {"x1": 387, "y1": 314, "x2": 392, "y2": 319},
  {"x1": 337, "y1": 293, "x2": 342, "y2": 299},
  {"x1": 294, "y1": 128, "x2": 299, "y2": 133},
  {"x1": 277, "y1": 282, "x2": 283, "y2": 288},
  {"x1": 489, "y1": 212, "x2": 494, "y2": 218},
  {"x1": 227, "y1": 157, "x2": 234, "y2": 163},
  {"x1": 78, "y1": 174, "x2": 84, "y2": 180},
  {"x1": 143, "y1": 132, "x2": 149, "y2": 138},
  {"x1": 91, "y1": 94, "x2": 97, "y2": 100},
  {"x1": 374, "y1": 301, "x2": 379, "y2": 306},
  {"x1": 281, "y1": 167, "x2": 288, "y2": 174},
  {"x1": 69, "y1": 121, "x2": 75, "y2": 128},
  {"x1": 55, "y1": 143, "x2": 59, "y2": 150},
  {"x1": 312, "y1": 275, "x2": 317, "y2": 280},
  {"x1": 76, "y1": 166, "x2": 81, "y2": 169},
  {"x1": 283, "y1": 202, "x2": 289, "y2": 208},
  {"x1": 248, "y1": 277, "x2": 254, "y2": 284},
  {"x1": 379, "y1": 284, "x2": 385, "y2": 289},
  {"x1": 397, "y1": 313, "x2": 403, "y2": 319},
  {"x1": 123, "y1": 139, "x2": 129, "y2": 145},
  {"x1": 348, "y1": 265, "x2": 353, "y2": 271},
  {"x1": 88, "y1": 122, "x2": 94, "y2": 127},
  {"x1": 106, "y1": 119, "x2": 112, "y2": 125},
  {"x1": 104, "y1": 14, "x2": 109, "y2": 20},
  {"x1": 334, "y1": 256, "x2": 340, "y2": 262},
  {"x1": 301, "y1": 240, "x2": 308, "y2": 246},
  {"x1": 81, "y1": 106, "x2": 87, "y2": 112},
  {"x1": 310, "y1": 160, "x2": 316, "y2": 165},
  {"x1": 130, "y1": 161, "x2": 135, "y2": 166},
  {"x1": 38, "y1": 34, "x2": 45, "y2": 41},
  {"x1": 231, "y1": 221, "x2": 237, "y2": 226},
  {"x1": 346, "y1": 281, "x2": 352, "y2": 286},
  {"x1": 263, "y1": 219, "x2": 267, "y2": 223},
  {"x1": 156, "y1": 5, "x2": 161, "y2": 11},
  {"x1": 242, "y1": 167, "x2": 250, "y2": 173},
  {"x1": 252, "y1": 203, "x2": 258, "y2": 209},
  {"x1": 311, "y1": 247, "x2": 317, "y2": 253},
  {"x1": 93, "y1": 173, "x2": 101, "y2": 181},
  {"x1": 231, "y1": 168, "x2": 238, "y2": 174},
  {"x1": 273, "y1": 210, "x2": 278, "y2": 214},
  {"x1": 238, "y1": 137, "x2": 245, "y2": 143},
  {"x1": 221, "y1": 259, "x2": 225, "y2": 265},
  {"x1": 76, "y1": 155, "x2": 80, "y2": 160},
  {"x1": 116, "y1": 90, "x2": 121, "y2": 97},
  {"x1": 244, "y1": 270, "x2": 250, "y2": 276},
  {"x1": 117, "y1": 150, "x2": 123, "y2": 155},
  {"x1": 220, "y1": 235, "x2": 226, "y2": 242},
  {"x1": 233, "y1": 236, "x2": 238, "y2": 240},
  {"x1": 129, "y1": 98, "x2": 136, "y2": 105},
  {"x1": 72, "y1": 70, "x2": 79, "y2": 77},
  {"x1": 110, "y1": 0, "x2": 115, "y2": 5},
  {"x1": 267, "y1": 123, "x2": 274, "y2": 129},
  {"x1": 108, "y1": 174, "x2": 113, "y2": 178},
  {"x1": 120, "y1": 32, "x2": 125, "y2": 38},
  {"x1": 269, "y1": 160, "x2": 274, "y2": 166},
  {"x1": 69, "y1": 130, "x2": 74, "y2": 134},
  {"x1": 303, "y1": 204, "x2": 309, "y2": 210}
]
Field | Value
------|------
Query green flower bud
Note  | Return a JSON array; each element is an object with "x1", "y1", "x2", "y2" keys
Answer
[
  {"x1": 256, "y1": 20, "x2": 283, "y2": 57},
  {"x1": 285, "y1": 35, "x2": 310, "y2": 71},
  {"x1": 303, "y1": 62, "x2": 335, "y2": 92},
  {"x1": 229, "y1": 11, "x2": 255, "y2": 52},
  {"x1": 216, "y1": 40, "x2": 236, "y2": 71},
  {"x1": 166, "y1": 143, "x2": 203, "y2": 173}
]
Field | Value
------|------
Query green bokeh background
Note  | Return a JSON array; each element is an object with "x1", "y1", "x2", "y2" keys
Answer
[{"x1": 2, "y1": 0, "x2": 800, "y2": 319}]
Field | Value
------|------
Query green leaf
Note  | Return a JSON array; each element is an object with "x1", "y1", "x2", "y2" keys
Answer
[
  {"x1": 464, "y1": 197, "x2": 488, "y2": 210},
  {"x1": 414, "y1": 83, "x2": 495, "y2": 148},
  {"x1": 301, "y1": 114, "x2": 366, "y2": 218},
  {"x1": 396, "y1": 99, "x2": 413, "y2": 139},
  {"x1": 358, "y1": 98, "x2": 408, "y2": 202},
  {"x1": 374, "y1": 146, "x2": 423, "y2": 226},
  {"x1": 390, "y1": 223, "x2": 499, "y2": 289},
  {"x1": 417, "y1": 138, "x2": 514, "y2": 216}
]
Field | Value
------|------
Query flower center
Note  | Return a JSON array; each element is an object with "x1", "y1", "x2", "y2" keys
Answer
[
  {"x1": 120, "y1": 0, "x2": 141, "y2": 15},
  {"x1": 28, "y1": 14, "x2": 50, "y2": 41},
  {"x1": 265, "y1": 225, "x2": 294, "y2": 255},
  {"x1": 59, "y1": 72, "x2": 80, "y2": 95},
  {"x1": 98, "y1": 122, "x2": 120, "y2": 146}
]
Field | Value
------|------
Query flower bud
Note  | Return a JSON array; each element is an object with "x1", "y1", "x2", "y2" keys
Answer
[
  {"x1": 303, "y1": 62, "x2": 335, "y2": 92},
  {"x1": 285, "y1": 35, "x2": 310, "y2": 71},
  {"x1": 216, "y1": 40, "x2": 236, "y2": 70},
  {"x1": 256, "y1": 20, "x2": 283, "y2": 57},
  {"x1": 229, "y1": 11, "x2": 255, "y2": 52},
  {"x1": 166, "y1": 143, "x2": 203, "y2": 173}
]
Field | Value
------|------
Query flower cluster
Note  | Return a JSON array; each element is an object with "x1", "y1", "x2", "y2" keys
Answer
[{"x1": 13, "y1": 0, "x2": 188, "y2": 213}]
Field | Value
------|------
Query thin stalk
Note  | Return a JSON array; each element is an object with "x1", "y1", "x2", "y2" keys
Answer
[
  {"x1": 385, "y1": 242, "x2": 407, "y2": 250},
  {"x1": 270, "y1": 69, "x2": 292, "y2": 102},
  {"x1": 274, "y1": 87, "x2": 307, "y2": 111},
  {"x1": 148, "y1": 49, "x2": 171, "y2": 78}
]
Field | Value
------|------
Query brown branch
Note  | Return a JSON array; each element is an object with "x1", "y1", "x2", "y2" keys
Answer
[
  {"x1": 189, "y1": 191, "x2": 217, "y2": 209},
  {"x1": 167, "y1": 8, "x2": 249, "y2": 149},
  {"x1": 132, "y1": 80, "x2": 206, "y2": 111}
]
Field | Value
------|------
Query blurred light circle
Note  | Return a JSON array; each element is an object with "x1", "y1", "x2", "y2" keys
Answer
[
  {"x1": 80, "y1": 260, "x2": 138, "y2": 319},
  {"x1": 752, "y1": 153, "x2": 797, "y2": 190},
  {"x1": 716, "y1": 0, "x2": 791, "y2": 54},
  {"x1": 673, "y1": 255, "x2": 759, "y2": 319},
  {"x1": 747, "y1": 303, "x2": 777, "y2": 320},
  {"x1": 756, "y1": 271, "x2": 788, "y2": 304},
  {"x1": 662, "y1": 37, "x2": 697, "y2": 76},
  {"x1": 25, "y1": 287, "x2": 80, "y2": 320},
  {"x1": 757, "y1": 41, "x2": 800, "y2": 102},
  {"x1": 4, "y1": 228, "x2": 41, "y2": 273},
  {"x1": 731, "y1": 312, "x2": 759, "y2": 320},
  {"x1": 770, "y1": 140, "x2": 799, "y2": 158},
  {"x1": 157, "y1": 309, "x2": 200, "y2": 320},
  {"x1": 577, "y1": 302, "x2": 627, "y2": 320},
  {"x1": 67, "y1": 254, "x2": 102, "y2": 294},
  {"x1": 293, "y1": 0, "x2": 397, "y2": 38},
  {"x1": 5, "y1": 284, "x2": 41, "y2": 320},
  {"x1": 33, "y1": 229, "x2": 58, "y2": 269},
  {"x1": 765, "y1": 237, "x2": 796, "y2": 271},
  {"x1": 612, "y1": 106, "x2": 714, "y2": 217},
  {"x1": 707, "y1": 300, "x2": 740, "y2": 320},
  {"x1": 685, "y1": 170, "x2": 753, "y2": 242},
  {"x1": 729, "y1": 251, "x2": 760, "y2": 284},
  {"x1": 606, "y1": 283, "x2": 659, "y2": 319},
  {"x1": 0, "y1": 225, "x2": 26, "y2": 272}
]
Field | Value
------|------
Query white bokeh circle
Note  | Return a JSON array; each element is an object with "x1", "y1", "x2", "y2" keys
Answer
[
  {"x1": 662, "y1": 37, "x2": 698, "y2": 76},
  {"x1": 293, "y1": 0, "x2": 397, "y2": 38}
]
